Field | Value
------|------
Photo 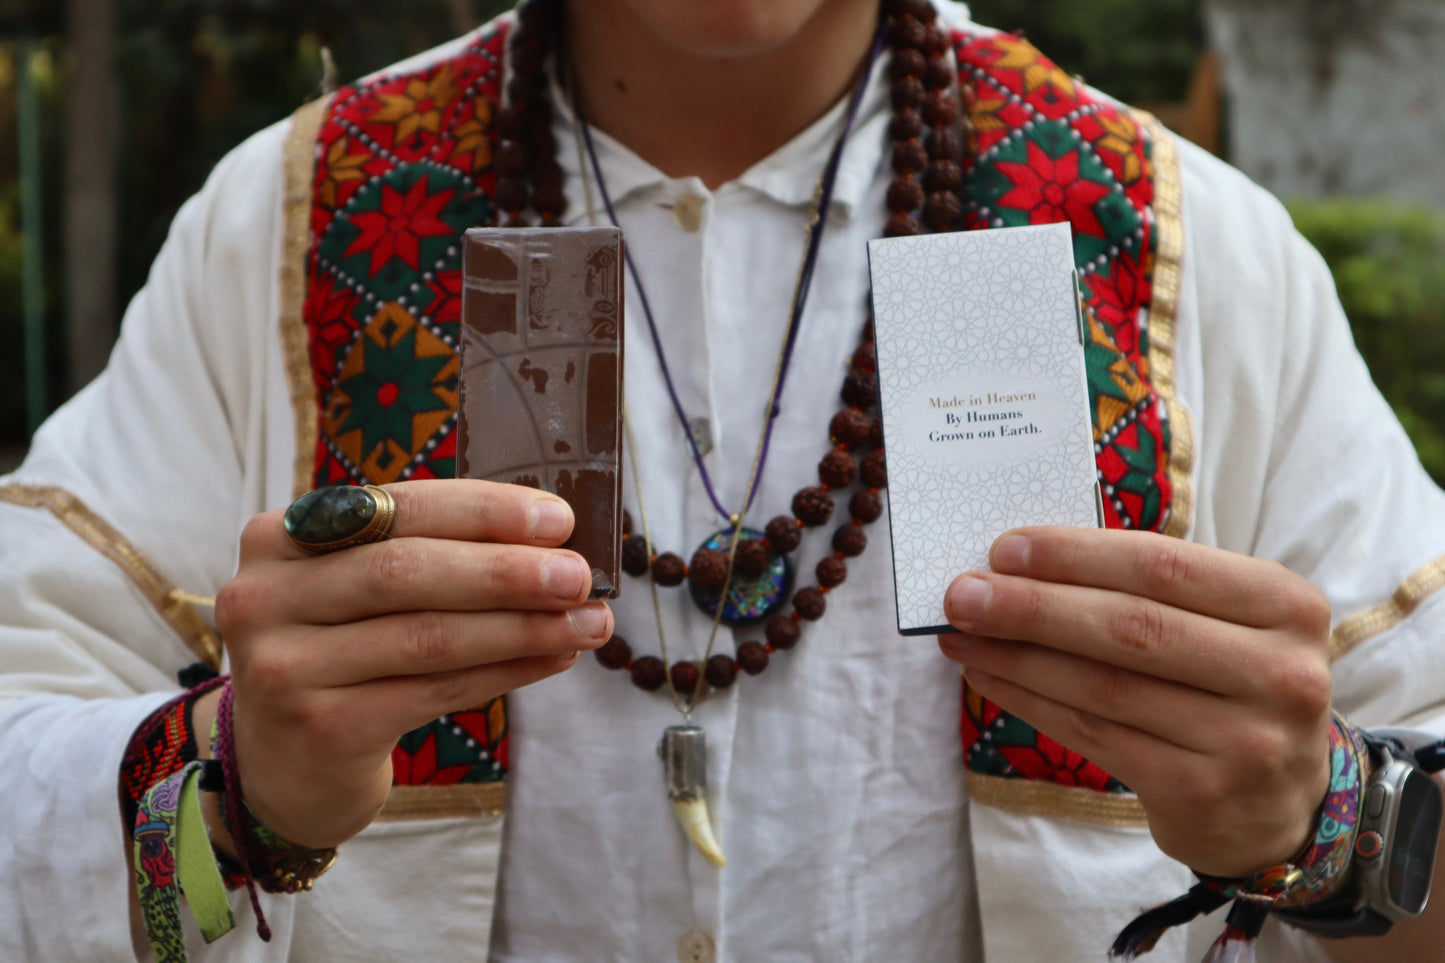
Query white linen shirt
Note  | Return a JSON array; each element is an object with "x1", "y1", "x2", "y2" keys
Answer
[{"x1": 3, "y1": 4, "x2": 1445, "y2": 962}]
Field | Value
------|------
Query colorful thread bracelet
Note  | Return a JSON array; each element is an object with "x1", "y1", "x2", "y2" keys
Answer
[{"x1": 1111, "y1": 714, "x2": 1371, "y2": 960}]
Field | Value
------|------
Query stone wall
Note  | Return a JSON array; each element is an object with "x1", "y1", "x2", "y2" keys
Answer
[{"x1": 1205, "y1": 0, "x2": 1445, "y2": 207}]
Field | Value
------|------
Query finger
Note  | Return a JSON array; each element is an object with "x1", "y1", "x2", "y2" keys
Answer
[
  {"x1": 940, "y1": 632, "x2": 1227, "y2": 752},
  {"x1": 285, "y1": 538, "x2": 594, "y2": 623},
  {"x1": 944, "y1": 572, "x2": 1271, "y2": 695},
  {"x1": 348, "y1": 651, "x2": 582, "y2": 738},
  {"x1": 245, "y1": 479, "x2": 576, "y2": 564},
  {"x1": 961, "y1": 665, "x2": 1200, "y2": 793},
  {"x1": 283, "y1": 604, "x2": 613, "y2": 687},
  {"x1": 988, "y1": 527, "x2": 1317, "y2": 628}
]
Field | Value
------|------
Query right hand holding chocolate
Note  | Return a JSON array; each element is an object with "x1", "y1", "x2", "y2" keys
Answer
[{"x1": 211, "y1": 479, "x2": 612, "y2": 850}]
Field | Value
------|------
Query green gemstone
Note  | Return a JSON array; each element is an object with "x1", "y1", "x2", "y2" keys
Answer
[{"x1": 284, "y1": 486, "x2": 377, "y2": 545}]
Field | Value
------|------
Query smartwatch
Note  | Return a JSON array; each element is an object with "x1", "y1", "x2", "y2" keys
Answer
[{"x1": 1277, "y1": 729, "x2": 1443, "y2": 938}]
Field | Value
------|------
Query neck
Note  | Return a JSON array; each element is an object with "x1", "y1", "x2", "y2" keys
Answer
[{"x1": 564, "y1": 0, "x2": 880, "y2": 189}]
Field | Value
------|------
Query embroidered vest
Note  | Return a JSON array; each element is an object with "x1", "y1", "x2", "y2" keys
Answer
[{"x1": 296, "y1": 21, "x2": 1189, "y2": 810}]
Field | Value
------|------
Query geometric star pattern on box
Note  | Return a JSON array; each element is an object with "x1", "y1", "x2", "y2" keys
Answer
[{"x1": 299, "y1": 22, "x2": 1173, "y2": 794}]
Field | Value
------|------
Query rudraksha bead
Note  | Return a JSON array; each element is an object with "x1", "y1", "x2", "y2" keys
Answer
[
  {"x1": 924, "y1": 25, "x2": 951, "y2": 56},
  {"x1": 629, "y1": 656, "x2": 666, "y2": 691},
  {"x1": 651, "y1": 552, "x2": 686, "y2": 586},
  {"x1": 891, "y1": 141, "x2": 927, "y2": 175},
  {"x1": 927, "y1": 124, "x2": 963, "y2": 161},
  {"x1": 794, "y1": 587, "x2": 827, "y2": 621},
  {"x1": 621, "y1": 534, "x2": 650, "y2": 576},
  {"x1": 923, "y1": 57, "x2": 954, "y2": 91},
  {"x1": 594, "y1": 635, "x2": 632, "y2": 670},
  {"x1": 850, "y1": 489, "x2": 884, "y2": 523},
  {"x1": 818, "y1": 448, "x2": 857, "y2": 489},
  {"x1": 733, "y1": 538, "x2": 773, "y2": 579},
  {"x1": 511, "y1": 42, "x2": 543, "y2": 78},
  {"x1": 889, "y1": 47, "x2": 927, "y2": 81},
  {"x1": 792, "y1": 486, "x2": 835, "y2": 527},
  {"x1": 816, "y1": 556, "x2": 848, "y2": 589},
  {"x1": 737, "y1": 641, "x2": 770, "y2": 676},
  {"x1": 885, "y1": 212, "x2": 922, "y2": 237},
  {"x1": 890, "y1": 76, "x2": 925, "y2": 111},
  {"x1": 830, "y1": 408, "x2": 873, "y2": 447},
  {"x1": 923, "y1": 159, "x2": 963, "y2": 193},
  {"x1": 892, "y1": 16, "x2": 929, "y2": 51},
  {"x1": 687, "y1": 547, "x2": 729, "y2": 592},
  {"x1": 852, "y1": 341, "x2": 876, "y2": 372},
  {"x1": 886, "y1": 176, "x2": 924, "y2": 214},
  {"x1": 861, "y1": 449, "x2": 888, "y2": 489},
  {"x1": 705, "y1": 654, "x2": 738, "y2": 689},
  {"x1": 923, "y1": 88, "x2": 959, "y2": 127},
  {"x1": 493, "y1": 176, "x2": 528, "y2": 214},
  {"x1": 670, "y1": 661, "x2": 701, "y2": 697},
  {"x1": 506, "y1": 75, "x2": 542, "y2": 109},
  {"x1": 765, "y1": 515, "x2": 802, "y2": 554},
  {"x1": 842, "y1": 368, "x2": 879, "y2": 409},
  {"x1": 923, "y1": 191, "x2": 962, "y2": 231},
  {"x1": 532, "y1": 181, "x2": 566, "y2": 218},
  {"x1": 496, "y1": 142, "x2": 530, "y2": 177},
  {"x1": 867, "y1": 414, "x2": 885, "y2": 447},
  {"x1": 621, "y1": 509, "x2": 633, "y2": 535},
  {"x1": 889, "y1": 108, "x2": 924, "y2": 142},
  {"x1": 495, "y1": 106, "x2": 525, "y2": 140},
  {"x1": 833, "y1": 524, "x2": 868, "y2": 557},
  {"x1": 765, "y1": 616, "x2": 802, "y2": 650}
]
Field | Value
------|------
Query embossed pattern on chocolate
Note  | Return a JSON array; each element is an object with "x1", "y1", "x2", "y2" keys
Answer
[{"x1": 458, "y1": 227, "x2": 624, "y2": 598}]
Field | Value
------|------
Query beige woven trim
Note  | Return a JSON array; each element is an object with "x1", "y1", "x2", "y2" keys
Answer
[
  {"x1": 376, "y1": 783, "x2": 508, "y2": 821},
  {"x1": 1133, "y1": 110, "x2": 1195, "y2": 541},
  {"x1": 280, "y1": 95, "x2": 332, "y2": 499},
  {"x1": 0, "y1": 484, "x2": 223, "y2": 669},
  {"x1": 1329, "y1": 555, "x2": 1445, "y2": 663},
  {"x1": 967, "y1": 771, "x2": 1148, "y2": 828}
]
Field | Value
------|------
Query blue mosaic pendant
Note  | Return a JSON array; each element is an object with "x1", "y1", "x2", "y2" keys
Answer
[{"x1": 687, "y1": 528, "x2": 792, "y2": 625}]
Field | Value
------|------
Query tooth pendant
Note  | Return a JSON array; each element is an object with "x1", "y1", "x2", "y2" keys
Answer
[{"x1": 659, "y1": 725, "x2": 727, "y2": 868}]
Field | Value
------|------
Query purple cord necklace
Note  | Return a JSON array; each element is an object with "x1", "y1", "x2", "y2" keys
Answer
[{"x1": 574, "y1": 25, "x2": 885, "y2": 525}]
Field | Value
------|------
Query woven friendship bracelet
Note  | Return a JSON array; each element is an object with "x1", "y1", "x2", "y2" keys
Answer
[{"x1": 1111, "y1": 715, "x2": 1371, "y2": 960}]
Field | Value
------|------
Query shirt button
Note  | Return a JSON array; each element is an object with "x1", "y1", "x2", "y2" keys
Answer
[
  {"x1": 677, "y1": 929, "x2": 716, "y2": 963},
  {"x1": 673, "y1": 193, "x2": 705, "y2": 232}
]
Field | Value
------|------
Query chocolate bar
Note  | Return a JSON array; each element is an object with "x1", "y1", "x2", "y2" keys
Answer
[{"x1": 457, "y1": 227, "x2": 624, "y2": 599}]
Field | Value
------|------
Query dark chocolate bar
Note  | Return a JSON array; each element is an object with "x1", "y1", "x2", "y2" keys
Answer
[{"x1": 457, "y1": 227, "x2": 624, "y2": 599}]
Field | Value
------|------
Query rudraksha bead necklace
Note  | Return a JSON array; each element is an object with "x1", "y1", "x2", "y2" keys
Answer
[{"x1": 499, "y1": 0, "x2": 976, "y2": 707}]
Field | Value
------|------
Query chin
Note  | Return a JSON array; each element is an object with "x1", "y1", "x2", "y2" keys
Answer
[{"x1": 607, "y1": 0, "x2": 868, "y2": 58}]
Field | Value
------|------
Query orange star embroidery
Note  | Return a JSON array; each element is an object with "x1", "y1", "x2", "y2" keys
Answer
[
  {"x1": 319, "y1": 136, "x2": 371, "y2": 210},
  {"x1": 369, "y1": 65, "x2": 458, "y2": 146},
  {"x1": 990, "y1": 35, "x2": 1077, "y2": 102},
  {"x1": 970, "y1": 94, "x2": 1010, "y2": 133},
  {"x1": 1096, "y1": 113, "x2": 1144, "y2": 186},
  {"x1": 449, "y1": 97, "x2": 493, "y2": 174}
]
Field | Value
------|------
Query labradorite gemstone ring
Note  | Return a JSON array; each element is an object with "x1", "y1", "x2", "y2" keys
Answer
[{"x1": 283, "y1": 485, "x2": 396, "y2": 555}]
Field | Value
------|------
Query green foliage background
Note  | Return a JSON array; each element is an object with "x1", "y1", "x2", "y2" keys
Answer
[{"x1": 1288, "y1": 202, "x2": 1445, "y2": 483}]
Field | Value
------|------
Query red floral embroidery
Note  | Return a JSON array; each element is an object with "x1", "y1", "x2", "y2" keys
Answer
[
  {"x1": 342, "y1": 176, "x2": 457, "y2": 275},
  {"x1": 995, "y1": 141, "x2": 1112, "y2": 236}
]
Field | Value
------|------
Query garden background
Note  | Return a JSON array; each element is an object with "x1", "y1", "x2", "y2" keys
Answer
[{"x1": 1, "y1": 0, "x2": 1442, "y2": 478}]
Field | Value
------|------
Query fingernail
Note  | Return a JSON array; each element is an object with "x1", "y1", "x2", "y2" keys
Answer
[
  {"x1": 568, "y1": 602, "x2": 611, "y2": 641},
  {"x1": 991, "y1": 534, "x2": 1029, "y2": 571},
  {"x1": 545, "y1": 555, "x2": 587, "y2": 599},
  {"x1": 947, "y1": 576, "x2": 991, "y2": 623},
  {"x1": 528, "y1": 498, "x2": 572, "y2": 541}
]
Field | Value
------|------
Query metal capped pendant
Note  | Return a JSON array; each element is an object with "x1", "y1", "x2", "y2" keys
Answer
[
  {"x1": 686, "y1": 528, "x2": 792, "y2": 625},
  {"x1": 659, "y1": 726, "x2": 726, "y2": 868}
]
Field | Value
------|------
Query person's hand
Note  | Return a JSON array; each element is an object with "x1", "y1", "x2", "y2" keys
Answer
[
  {"x1": 938, "y1": 526, "x2": 1334, "y2": 877},
  {"x1": 211, "y1": 479, "x2": 611, "y2": 849}
]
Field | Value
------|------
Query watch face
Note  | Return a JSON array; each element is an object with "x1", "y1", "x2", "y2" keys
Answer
[{"x1": 1388, "y1": 769, "x2": 1443, "y2": 914}]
